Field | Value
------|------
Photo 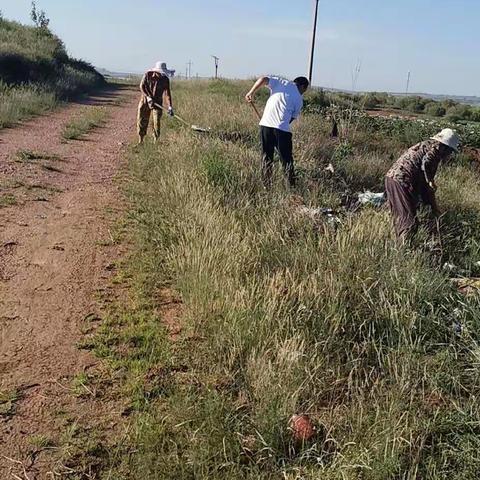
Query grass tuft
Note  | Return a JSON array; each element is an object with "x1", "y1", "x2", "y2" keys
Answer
[{"x1": 61, "y1": 107, "x2": 109, "y2": 141}]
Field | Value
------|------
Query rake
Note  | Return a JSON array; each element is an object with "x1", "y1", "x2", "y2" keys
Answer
[{"x1": 153, "y1": 103, "x2": 210, "y2": 133}]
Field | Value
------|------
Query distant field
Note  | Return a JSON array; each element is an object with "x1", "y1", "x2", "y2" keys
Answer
[{"x1": 83, "y1": 79, "x2": 480, "y2": 479}]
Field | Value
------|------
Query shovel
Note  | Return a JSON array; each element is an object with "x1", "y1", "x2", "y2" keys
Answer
[{"x1": 153, "y1": 102, "x2": 210, "y2": 133}]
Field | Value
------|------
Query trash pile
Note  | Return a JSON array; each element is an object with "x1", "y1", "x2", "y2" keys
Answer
[{"x1": 357, "y1": 191, "x2": 386, "y2": 207}]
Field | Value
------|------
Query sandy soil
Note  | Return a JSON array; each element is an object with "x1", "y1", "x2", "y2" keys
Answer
[{"x1": 0, "y1": 85, "x2": 139, "y2": 478}]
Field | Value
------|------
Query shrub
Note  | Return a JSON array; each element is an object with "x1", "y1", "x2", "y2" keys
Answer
[
  {"x1": 446, "y1": 105, "x2": 472, "y2": 122},
  {"x1": 425, "y1": 103, "x2": 447, "y2": 117},
  {"x1": 470, "y1": 107, "x2": 480, "y2": 123},
  {"x1": 363, "y1": 92, "x2": 380, "y2": 109}
]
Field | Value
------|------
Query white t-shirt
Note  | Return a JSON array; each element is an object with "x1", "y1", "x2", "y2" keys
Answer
[{"x1": 259, "y1": 76, "x2": 303, "y2": 133}]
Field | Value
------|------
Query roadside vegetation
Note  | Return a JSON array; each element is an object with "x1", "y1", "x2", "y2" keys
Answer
[
  {"x1": 75, "y1": 79, "x2": 480, "y2": 479},
  {"x1": 308, "y1": 88, "x2": 480, "y2": 123},
  {"x1": 0, "y1": 5, "x2": 105, "y2": 128},
  {"x1": 61, "y1": 106, "x2": 109, "y2": 140}
]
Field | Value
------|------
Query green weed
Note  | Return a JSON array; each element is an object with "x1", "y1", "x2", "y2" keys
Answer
[
  {"x1": 0, "y1": 193, "x2": 18, "y2": 207},
  {"x1": 0, "y1": 389, "x2": 21, "y2": 417},
  {"x1": 61, "y1": 107, "x2": 109, "y2": 140},
  {"x1": 15, "y1": 149, "x2": 62, "y2": 162},
  {"x1": 29, "y1": 434, "x2": 54, "y2": 450}
]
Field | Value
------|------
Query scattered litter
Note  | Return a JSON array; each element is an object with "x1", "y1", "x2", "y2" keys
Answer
[
  {"x1": 289, "y1": 414, "x2": 315, "y2": 442},
  {"x1": 451, "y1": 308, "x2": 463, "y2": 334},
  {"x1": 357, "y1": 191, "x2": 386, "y2": 207},
  {"x1": 443, "y1": 263, "x2": 468, "y2": 277},
  {"x1": 453, "y1": 321, "x2": 463, "y2": 334},
  {"x1": 296, "y1": 206, "x2": 341, "y2": 226},
  {"x1": 325, "y1": 163, "x2": 335, "y2": 173},
  {"x1": 191, "y1": 125, "x2": 211, "y2": 133},
  {"x1": 443, "y1": 263, "x2": 457, "y2": 272}
]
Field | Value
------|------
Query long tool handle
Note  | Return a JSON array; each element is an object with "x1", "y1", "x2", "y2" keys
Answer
[
  {"x1": 153, "y1": 102, "x2": 190, "y2": 127},
  {"x1": 250, "y1": 102, "x2": 262, "y2": 120}
]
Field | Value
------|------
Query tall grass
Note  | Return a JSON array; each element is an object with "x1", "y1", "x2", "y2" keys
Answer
[
  {"x1": 0, "y1": 16, "x2": 105, "y2": 128},
  {"x1": 95, "y1": 80, "x2": 480, "y2": 479},
  {"x1": 0, "y1": 81, "x2": 57, "y2": 128}
]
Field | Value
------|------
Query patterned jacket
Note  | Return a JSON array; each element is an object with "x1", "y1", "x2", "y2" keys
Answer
[{"x1": 386, "y1": 140, "x2": 443, "y2": 200}]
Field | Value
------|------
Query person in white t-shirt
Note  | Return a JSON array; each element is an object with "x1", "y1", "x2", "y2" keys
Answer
[{"x1": 245, "y1": 75, "x2": 309, "y2": 187}]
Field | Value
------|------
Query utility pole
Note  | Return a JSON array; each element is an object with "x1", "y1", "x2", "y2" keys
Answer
[
  {"x1": 406, "y1": 71, "x2": 411, "y2": 95},
  {"x1": 187, "y1": 60, "x2": 193, "y2": 79},
  {"x1": 308, "y1": 0, "x2": 320, "y2": 85},
  {"x1": 211, "y1": 55, "x2": 219, "y2": 79}
]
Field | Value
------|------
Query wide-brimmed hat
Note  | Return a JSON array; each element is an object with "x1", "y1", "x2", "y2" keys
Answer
[
  {"x1": 151, "y1": 61, "x2": 175, "y2": 77},
  {"x1": 151, "y1": 61, "x2": 163, "y2": 73},
  {"x1": 431, "y1": 128, "x2": 460, "y2": 152}
]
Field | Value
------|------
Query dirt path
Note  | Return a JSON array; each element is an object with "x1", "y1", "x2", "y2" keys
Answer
[{"x1": 0, "y1": 85, "x2": 138, "y2": 478}]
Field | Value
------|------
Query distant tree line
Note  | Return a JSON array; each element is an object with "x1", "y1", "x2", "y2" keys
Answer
[
  {"x1": 360, "y1": 92, "x2": 480, "y2": 122},
  {"x1": 305, "y1": 89, "x2": 480, "y2": 124}
]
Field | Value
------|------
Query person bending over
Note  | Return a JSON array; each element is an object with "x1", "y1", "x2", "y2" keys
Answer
[
  {"x1": 385, "y1": 128, "x2": 460, "y2": 241},
  {"x1": 137, "y1": 61, "x2": 174, "y2": 144},
  {"x1": 245, "y1": 76, "x2": 309, "y2": 188}
]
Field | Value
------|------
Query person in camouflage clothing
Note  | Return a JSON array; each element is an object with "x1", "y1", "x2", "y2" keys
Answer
[
  {"x1": 385, "y1": 128, "x2": 460, "y2": 240},
  {"x1": 137, "y1": 61, "x2": 174, "y2": 144}
]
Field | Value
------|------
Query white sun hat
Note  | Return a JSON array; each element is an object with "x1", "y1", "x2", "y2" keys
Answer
[
  {"x1": 151, "y1": 61, "x2": 163, "y2": 73},
  {"x1": 431, "y1": 128, "x2": 460, "y2": 152},
  {"x1": 151, "y1": 61, "x2": 175, "y2": 77}
]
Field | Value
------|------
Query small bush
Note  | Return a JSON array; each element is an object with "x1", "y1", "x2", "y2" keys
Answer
[
  {"x1": 363, "y1": 92, "x2": 380, "y2": 109},
  {"x1": 425, "y1": 103, "x2": 447, "y2": 117},
  {"x1": 446, "y1": 105, "x2": 473, "y2": 122}
]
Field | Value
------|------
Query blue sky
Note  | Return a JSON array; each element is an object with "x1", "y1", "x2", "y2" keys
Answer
[{"x1": 2, "y1": 0, "x2": 478, "y2": 96}]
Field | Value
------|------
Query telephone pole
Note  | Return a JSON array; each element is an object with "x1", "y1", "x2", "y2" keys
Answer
[
  {"x1": 308, "y1": 0, "x2": 320, "y2": 84},
  {"x1": 211, "y1": 55, "x2": 219, "y2": 79},
  {"x1": 405, "y1": 71, "x2": 411, "y2": 95},
  {"x1": 187, "y1": 60, "x2": 193, "y2": 79}
]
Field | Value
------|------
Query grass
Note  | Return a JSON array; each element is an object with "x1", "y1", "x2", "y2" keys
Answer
[
  {"x1": 0, "y1": 389, "x2": 21, "y2": 417},
  {"x1": 61, "y1": 107, "x2": 109, "y2": 140},
  {"x1": 0, "y1": 193, "x2": 18, "y2": 208},
  {"x1": 0, "y1": 82, "x2": 58, "y2": 129},
  {"x1": 0, "y1": 15, "x2": 105, "y2": 128},
  {"x1": 29, "y1": 434, "x2": 54, "y2": 450},
  {"x1": 15, "y1": 149, "x2": 62, "y2": 163},
  {"x1": 76, "y1": 79, "x2": 480, "y2": 479}
]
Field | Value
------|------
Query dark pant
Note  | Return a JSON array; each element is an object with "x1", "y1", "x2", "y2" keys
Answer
[
  {"x1": 260, "y1": 126, "x2": 295, "y2": 187},
  {"x1": 385, "y1": 176, "x2": 418, "y2": 239}
]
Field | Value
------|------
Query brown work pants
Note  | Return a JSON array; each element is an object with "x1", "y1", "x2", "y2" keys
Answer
[
  {"x1": 137, "y1": 96, "x2": 162, "y2": 141},
  {"x1": 385, "y1": 176, "x2": 418, "y2": 239}
]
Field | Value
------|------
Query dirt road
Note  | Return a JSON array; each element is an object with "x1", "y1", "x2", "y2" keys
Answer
[{"x1": 0, "y1": 85, "x2": 138, "y2": 478}]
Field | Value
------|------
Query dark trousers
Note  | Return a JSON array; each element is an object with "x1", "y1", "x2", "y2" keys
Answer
[
  {"x1": 260, "y1": 126, "x2": 295, "y2": 187},
  {"x1": 385, "y1": 176, "x2": 418, "y2": 239}
]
